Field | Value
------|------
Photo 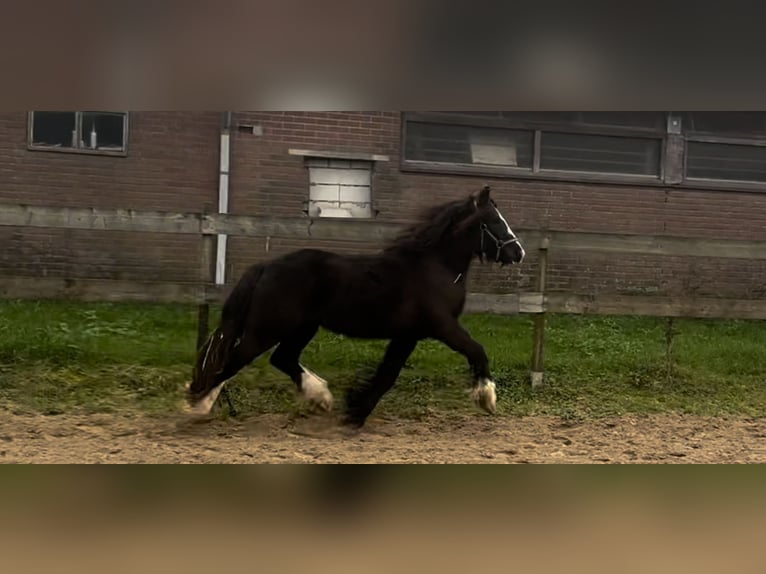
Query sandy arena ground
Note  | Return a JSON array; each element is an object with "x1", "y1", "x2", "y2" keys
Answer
[{"x1": 1, "y1": 410, "x2": 763, "y2": 463}]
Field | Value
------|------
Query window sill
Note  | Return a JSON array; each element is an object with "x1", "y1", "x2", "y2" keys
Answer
[
  {"x1": 27, "y1": 145, "x2": 128, "y2": 158},
  {"x1": 289, "y1": 148, "x2": 389, "y2": 162}
]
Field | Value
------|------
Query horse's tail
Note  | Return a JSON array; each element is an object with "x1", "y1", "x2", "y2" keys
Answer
[{"x1": 189, "y1": 264, "x2": 265, "y2": 401}]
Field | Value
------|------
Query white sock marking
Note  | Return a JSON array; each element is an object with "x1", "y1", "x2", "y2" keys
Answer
[
  {"x1": 299, "y1": 365, "x2": 334, "y2": 412},
  {"x1": 471, "y1": 378, "x2": 497, "y2": 414},
  {"x1": 185, "y1": 383, "x2": 225, "y2": 416}
]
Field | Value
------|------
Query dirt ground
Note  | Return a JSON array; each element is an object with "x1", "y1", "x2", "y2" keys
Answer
[{"x1": 1, "y1": 409, "x2": 764, "y2": 463}]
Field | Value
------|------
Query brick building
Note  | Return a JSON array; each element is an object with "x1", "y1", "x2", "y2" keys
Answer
[{"x1": 1, "y1": 111, "x2": 765, "y2": 300}]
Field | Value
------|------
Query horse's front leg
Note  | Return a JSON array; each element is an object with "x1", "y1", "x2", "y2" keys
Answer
[
  {"x1": 432, "y1": 319, "x2": 497, "y2": 414},
  {"x1": 343, "y1": 338, "x2": 418, "y2": 428}
]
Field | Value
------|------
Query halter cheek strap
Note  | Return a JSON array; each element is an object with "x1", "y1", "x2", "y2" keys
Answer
[{"x1": 480, "y1": 223, "x2": 521, "y2": 262}]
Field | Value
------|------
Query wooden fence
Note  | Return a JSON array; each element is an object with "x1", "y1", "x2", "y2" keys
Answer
[{"x1": 2, "y1": 203, "x2": 764, "y2": 385}]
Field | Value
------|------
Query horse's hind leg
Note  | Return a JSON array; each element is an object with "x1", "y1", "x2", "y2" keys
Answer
[
  {"x1": 188, "y1": 333, "x2": 277, "y2": 415},
  {"x1": 269, "y1": 324, "x2": 333, "y2": 412},
  {"x1": 343, "y1": 338, "x2": 417, "y2": 428}
]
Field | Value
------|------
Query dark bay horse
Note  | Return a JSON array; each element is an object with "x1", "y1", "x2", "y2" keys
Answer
[{"x1": 186, "y1": 185, "x2": 525, "y2": 427}]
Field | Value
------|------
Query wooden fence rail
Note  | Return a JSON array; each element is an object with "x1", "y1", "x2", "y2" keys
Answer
[
  {"x1": 2, "y1": 203, "x2": 764, "y2": 386},
  {"x1": 3, "y1": 204, "x2": 766, "y2": 259},
  {"x1": 1, "y1": 276, "x2": 764, "y2": 320}
]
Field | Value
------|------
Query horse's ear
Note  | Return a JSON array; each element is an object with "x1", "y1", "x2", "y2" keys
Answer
[{"x1": 472, "y1": 185, "x2": 491, "y2": 207}]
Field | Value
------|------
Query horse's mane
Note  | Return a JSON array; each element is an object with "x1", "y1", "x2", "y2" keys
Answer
[{"x1": 383, "y1": 196, "x2": 477, "y2": 254}]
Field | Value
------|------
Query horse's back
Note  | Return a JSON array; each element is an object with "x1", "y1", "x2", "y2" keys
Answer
[
  {"x1": 237, "y1": 249, "x2": 338, "y2": 327},
  {"x1": 247, "y1": 247, "x2": 407, "y2": 335}
]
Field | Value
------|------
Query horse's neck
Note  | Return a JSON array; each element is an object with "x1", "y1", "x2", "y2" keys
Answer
[{"x1": 433, "y1": 237, "x2": 476, "y2": 277}]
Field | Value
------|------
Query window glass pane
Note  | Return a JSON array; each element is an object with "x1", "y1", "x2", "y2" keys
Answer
[
  {"x1": 540, "y1": 132, "x2": 662, "y2": 176},
  {"x1": 441, "y1": 112, "x2": 665, "y2": 130},
  {"x1": 81, "y1": 112, "x2": 125, "y2": 150},
  {"x1": 687, "y1": 141, "x2": 766, "y2": 182},
  {"x1": 405, "y1": 121, "x2": 534, "y2": 168},
  {"x1": 681, "y1": 112, "x2": 766, "y2": 137},
  {"x1": 505, "y1": 112, "x2": 665, "y2": 130},
  {"x1": 31, "y1": 112, "x2": 76, "y2": 147}
]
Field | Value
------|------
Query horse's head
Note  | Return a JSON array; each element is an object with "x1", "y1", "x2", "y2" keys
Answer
[
  {"x1": 387, "y1": 185, "x2": 525, "y2": 267},
  {"x1": 469, "y1": 185, "x2": 525, "y2": 265}
]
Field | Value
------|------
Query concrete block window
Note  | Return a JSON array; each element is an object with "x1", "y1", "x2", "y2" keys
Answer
[
  {"x1": 289, "y1": 149, "x2": 389, "y2": 219},
  {"x1": 305, "y1": 157, "x2": 373, "y2": 218}
]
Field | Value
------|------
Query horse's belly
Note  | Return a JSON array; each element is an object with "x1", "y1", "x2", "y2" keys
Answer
[
  {"x1": 320, "y1": 303, "x2": 403, "y2": 339},
  {"x1": 321, "y1": 316, "x2": 395, "y2": 339}
]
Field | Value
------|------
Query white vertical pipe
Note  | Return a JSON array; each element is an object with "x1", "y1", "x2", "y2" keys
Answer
[{"x1": 215, "y1": 115, "x2": 231, "y2": 285}]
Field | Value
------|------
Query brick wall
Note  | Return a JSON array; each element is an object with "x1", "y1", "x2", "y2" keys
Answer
[
  {"x1": 0, "y1": 112, "x2": 220, "y2": 282},
  {"x1": 226, "y1": 111, "x2": 402, "y2": 279},
  {"x1": 225, "y1": 112, "x2": 766, "y2": 300},
  {"x1": 1, "y1": 110, "x2": 764, "y2": 301}
]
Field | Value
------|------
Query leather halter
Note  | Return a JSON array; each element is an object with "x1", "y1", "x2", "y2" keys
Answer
[
  {"x1": 480, "y1": 222, "x2": 521, "y2": 262},
  {"x1": 473, "y1": 198, "x2": 521, "y2": 262}
]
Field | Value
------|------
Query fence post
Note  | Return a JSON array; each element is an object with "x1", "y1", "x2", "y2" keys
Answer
[
  {"x1": 197, "y1": 229, "x2": 215, "y2": 350},
  {"x1": 530, "y1": 236, "x2": 550, "y2": 387},
  {"x1": 197, "y1": 212, "x2": 238, "y2": 417},
  {"x1": 664, "y1": 316, "x2": 677, "y2": 384}
]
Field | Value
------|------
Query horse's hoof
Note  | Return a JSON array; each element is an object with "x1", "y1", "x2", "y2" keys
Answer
[
  {"x1": 184, "y1": 383, "x2": 225, "y2": 416},
  {"x1": 317, "y1": 396, "x2": 334, "y2": 413},
  {"x1": 340, "y1": 414, "x2": 366, "y2": 431},
  {"x1": 471, "y1": 380, "x2": 497, "y2": 415},
  {"x1": 183, "y1": 397, "x2": 211, "y2": 416},
  {"x1": 303, "y1": 393, "x2": 334, "y2": 413},
  {"x1": 301, "y1": 369, "x2": 334, "y2": 412}
]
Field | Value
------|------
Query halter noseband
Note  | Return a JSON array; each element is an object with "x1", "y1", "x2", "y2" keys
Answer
[{"x1": 479, "y1": 222, "x2": 521, "y2": 262}]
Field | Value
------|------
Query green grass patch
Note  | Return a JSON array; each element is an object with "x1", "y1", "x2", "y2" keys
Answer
[{"x1": 1, "y1": 300, "x2": 764, "y2": 420}]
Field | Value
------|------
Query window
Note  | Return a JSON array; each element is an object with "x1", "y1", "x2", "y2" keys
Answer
[
  {"x1": 402, "y1": 112, "x2": 666, "y2": 183},
  {"x1": 540, "y1": 132, "x2": 661, "y2": 176},
  {"x1": 306, "y1": 158, "x2": 373, "y2": 218},
  {"x1": 680, "y1": 112, "x2": 766, "y2": 136},
  {"x1": 405, "y1": 122, "x2": 534, "y2": 168},
  {"x1": 686, "y1": 142, "x2": 766, "y2": 183},
  {"x1": 401, "y1": 112, "x2": 766, "y2": 192},
  {"x1": 290, "y1": 148, "x2": 388, "y2": 219},
  {"x1": 682, "y1": 112, "x2": 766, "y2": 185},
  {"x1": 29, "y1": 111, "x2": 128, "y2": 155}
]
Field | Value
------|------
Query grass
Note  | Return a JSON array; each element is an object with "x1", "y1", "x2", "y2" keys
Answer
[{"x1": 0, "y1": 300, "x2": 764, "y2": 420}]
